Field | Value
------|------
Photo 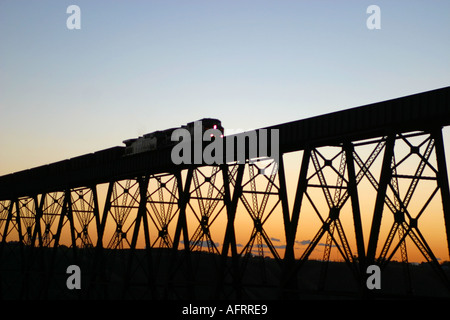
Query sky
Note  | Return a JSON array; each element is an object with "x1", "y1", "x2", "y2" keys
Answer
[
  {"x1": 1, "y1": 0, "x2": 449, "y2": 174},
  {"x1": 1, "y1": 1, "x2": 450, "y2": 263}
]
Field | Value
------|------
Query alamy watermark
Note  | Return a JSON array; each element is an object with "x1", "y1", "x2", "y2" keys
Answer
[
  {"x1": 66, "y1": 265, "x2": 81, "y2": 290},
  {"x1": 65, "y1": 4, "x2": 381, "y2": 31},
  {"x1": 366, "y1": 264, "x2": 381, "y2": 290},
  {"x1": 170, "y1": 120, "x2": 280, "y2": 173},
  {"x1": 65, "y1": 263, "x2": 381, "y2": 290},
  {"x1": 66, "y1": 5, "x2": 81, "y2": 30},
  {"x1": 367, "y1": 5, "x2": 381, "y2": 30}
]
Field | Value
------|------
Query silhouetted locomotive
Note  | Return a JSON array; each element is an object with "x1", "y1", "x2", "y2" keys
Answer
[{"x1": 123, "y1": 118, "x2": 224, "y2": 155}]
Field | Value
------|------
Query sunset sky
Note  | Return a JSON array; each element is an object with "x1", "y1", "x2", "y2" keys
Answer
[{"x1": 1, "y1": 1, "x2": 450, "y2": 263}]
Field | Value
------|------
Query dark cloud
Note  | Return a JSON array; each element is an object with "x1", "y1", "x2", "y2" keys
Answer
[
  {"x1": 180, "y1": 240, "x2": 220, "y2": 248},
  {"x1": 295, "y1": 239, "x2": 339, "y2": 248},
  {"x1": 260, "y1": 243, "x2": 285, "y2": 249},
  {"x1": 295, "y1": 240, "x2": 311, "y2": 246},
  {"x1": 236, "y1": 242, "x2": 286, "y2": 250}
]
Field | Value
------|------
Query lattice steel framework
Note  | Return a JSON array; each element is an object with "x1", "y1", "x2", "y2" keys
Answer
[{"x1": 1, "y1": 128, "x2": 450, "y2": 299}]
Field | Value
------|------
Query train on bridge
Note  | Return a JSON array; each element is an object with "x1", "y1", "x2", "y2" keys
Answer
[
  {"x1": 0, "y1": 118, "x2": 224, "y2": 199},
  {"x1": 122, "y1": 118, "x2": 224, "y2": 155}
]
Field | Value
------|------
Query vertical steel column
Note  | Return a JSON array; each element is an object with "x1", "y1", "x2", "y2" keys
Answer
[
  {"x1": 16, "y1": 200, "x2": 25, "y2": 299},
  {"x1": 278, "y1": 155, "x2": 290, "y2": 253},
  {"x1": 433, "y1": 127, "x2": 450, "y2": 259},
  {"x1": 14, "y1": 199, "x2": 26, "y2": 298},
  {"x1": 168, "y1": 168, "x2": 194, "y2": 297},
  {"x1": 283, "y1": 149, "x2": 310, "y2": 264},
  {"x1": 122, "y1": 175, "x2": 154, "y2": 298},
  {"x1": 0, "y1": 200, "x2": 13, "y2": 246},
  {"x1": 42, "y1": 190, "x2": 69, "y2": 298},
  {"x1": 173, "y1": 169, "x2": 193, "y2": 250},
  {"x1": 140, "y1": 177, "x2": 156, "y2": 298},
  {"x1": 15, "y1": 199, "x2": 23, "y2": 245},
  {"x1": 98, "y1": 182, "x2": 114, "y2": 249},
  {"x1": 279, "y1": 149, "x2": 310, "y2": 298},
  {"x1": 82, "y1": 185, "x2": 101, "y2": 299},
  {"x1": 31, "y1": 194, "x2": 45, "y2": 247},
  {"x1": 88, "y1": 181, "x2": 114, "y2": 298},
  {"x1": 0, "y1": 200, "x2": 14, "y2": 299},
  {"x1": 367, "y1": 134, "x2": 395, "y2": 264},
  {"x1": 344, "y1": 142, "x2": 366, "y2": 294},
  {"x1": 91, "y1": 185, "x2": 102, "y2": 244},
  {"x1": 277, "y1": 154, "x2": 292, "y2": 298},
  {"x1": 21, "y1": 195, "x2": 42, "y2": 298},
  {"x1": 127, "y1": 176, "x2": 149, "y2": 250},
  {"x1": 66, "y1": 190, "x2": 78, "y2": 258},
  {"x1": 344, "y1": 143, "x2": 365, "y2": 265},
  {"x1": 215, "y1": 163, "x2": 245, "y2": 298}
]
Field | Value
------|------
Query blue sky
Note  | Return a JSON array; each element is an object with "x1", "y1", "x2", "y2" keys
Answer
[{"x1": 1, "y1": 0, "x2": 449, "y2": 175}]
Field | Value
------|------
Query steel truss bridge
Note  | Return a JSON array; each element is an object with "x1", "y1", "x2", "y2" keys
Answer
[{"x1": 1, "y1": 87, "x2": 450, "y2": 300}]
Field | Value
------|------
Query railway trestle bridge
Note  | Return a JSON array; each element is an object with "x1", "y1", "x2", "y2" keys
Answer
[{"x1": 1, "y1": 86, "x2": 450, "y2": 299}]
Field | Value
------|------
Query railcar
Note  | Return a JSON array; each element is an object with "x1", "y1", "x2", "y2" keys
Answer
[{"x1": 123, "y1": 118, "x2": 224, "y2": 155}]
